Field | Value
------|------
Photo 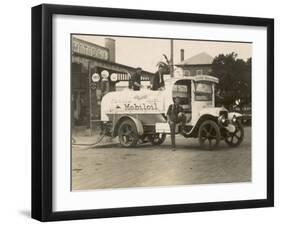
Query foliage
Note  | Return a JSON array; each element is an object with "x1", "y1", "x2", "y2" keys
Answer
[{"x1": 210, "y1": 52, "x2": 251, "y2": 109}]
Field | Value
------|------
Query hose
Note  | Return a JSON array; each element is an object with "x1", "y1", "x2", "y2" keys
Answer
[{"x1": 72, "y1": 124, "x2": 107, "y2": 150}]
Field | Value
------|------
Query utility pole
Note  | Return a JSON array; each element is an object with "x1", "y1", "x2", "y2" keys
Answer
[
  {"x1": 170, "y1": 39, "x2": 174, "y2": 77},
  {"x1": 88, "y1": 61, "x2": 92, "y2": 136}
]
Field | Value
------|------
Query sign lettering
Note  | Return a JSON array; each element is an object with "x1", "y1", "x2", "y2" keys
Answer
[{"x1": 72, "y1": 38, "x2": 109, "y2": 60}]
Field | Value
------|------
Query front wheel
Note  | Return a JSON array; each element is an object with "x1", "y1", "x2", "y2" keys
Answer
[
  {"x1": 198, "y1": 120, "x2": 221, "y2": 150},
  {"x1": 224, "y1": 121, "x2": 244, "y2": 147},
  {"x1": 118, "y1": 120, "x2": 139, "y2": 147}
]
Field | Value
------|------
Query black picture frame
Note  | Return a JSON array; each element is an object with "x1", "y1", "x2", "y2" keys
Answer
[{"x1": 32, "y1": 3, "x2": 274, "y2": 222}]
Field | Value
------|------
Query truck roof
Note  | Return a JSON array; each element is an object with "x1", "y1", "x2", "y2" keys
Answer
[{"x1": 165, "y1": 75, "x2": 219, "y2": 84}]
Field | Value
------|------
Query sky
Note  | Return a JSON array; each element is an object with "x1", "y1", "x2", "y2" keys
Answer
[{"x1": 74, "y1": 35, "x2": 252, "y2": 73}]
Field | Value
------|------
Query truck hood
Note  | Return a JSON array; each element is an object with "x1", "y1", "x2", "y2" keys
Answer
[{"x1": 199, "y1": 107, "x2": 228, "y2": 117}]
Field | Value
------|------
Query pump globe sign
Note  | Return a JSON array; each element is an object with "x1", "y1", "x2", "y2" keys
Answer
[
  {"x1": 92, "y1": 73, "x2": 100, "y2": 82},
  {"x1": 101, "y1": 70, "x2": 109, "y2": 81},
  {"x1": 110, "y1": 73, "x2": 118, "y2": 82},
  {"x1": 91, "y1": 70, "x2": 110, "y2": 82}
]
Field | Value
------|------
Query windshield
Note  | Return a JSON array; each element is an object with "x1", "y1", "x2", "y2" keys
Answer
[{"x1": 194, "y1": 82, "x2": 213, "y2": 101}]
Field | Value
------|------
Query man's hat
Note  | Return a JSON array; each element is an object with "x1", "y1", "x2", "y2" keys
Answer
[
  {"x1": 173, "y1": 96, "x2": 181, "y2": 103},
  {"x1": 136, "y1": 67, "x2": 142, "y2": 71}
]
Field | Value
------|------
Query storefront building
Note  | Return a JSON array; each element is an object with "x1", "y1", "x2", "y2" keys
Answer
[{"x1": 71, "y1": 37, "x2": 154, "y2": 127}]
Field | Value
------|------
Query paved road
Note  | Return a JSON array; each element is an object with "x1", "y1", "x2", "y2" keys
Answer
[{"x1": 72, "y1": 127, "x2": 251, "y2": 190}]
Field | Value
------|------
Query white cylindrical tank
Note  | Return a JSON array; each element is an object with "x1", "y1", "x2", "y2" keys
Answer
[{"x1": 101, "y1": 89, "x2": 172, "y2": 121}]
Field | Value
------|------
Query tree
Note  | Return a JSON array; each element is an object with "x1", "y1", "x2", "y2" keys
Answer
[{"x1": 210, "y1": 52, "x2": 251, "y2": 109}]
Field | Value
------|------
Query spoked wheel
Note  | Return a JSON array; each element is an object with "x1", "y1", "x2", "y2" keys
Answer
[
  {"x1": 118, "y1": 120, "x2": 139, "y2": 147},
  {"x1": 149, "y1": 133, "x2": 166, "y2": 145},
  {"x1": 198, "y1": 120, "x2": 221, "y2": 150},
  {"x1": 224, "y1": 121, "x2": 244, "y2": 147}
]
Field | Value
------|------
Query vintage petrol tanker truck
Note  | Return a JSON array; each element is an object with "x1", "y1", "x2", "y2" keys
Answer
[{"x1": 101, "y1": 75, "x2": 244, "y2": 150}]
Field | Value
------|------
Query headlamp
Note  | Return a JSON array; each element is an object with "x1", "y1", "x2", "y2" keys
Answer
[{"x1": 218, "y1": 115, "x2": 228, "y2": 126}]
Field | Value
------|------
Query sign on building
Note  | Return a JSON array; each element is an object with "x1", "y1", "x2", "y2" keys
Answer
[{"x1": 72, "y1": 37, "x2": 109, "y2": 61}]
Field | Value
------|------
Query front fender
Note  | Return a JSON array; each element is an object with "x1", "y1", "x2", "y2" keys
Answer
[
  {"x1": 228, "y1": 112, "x2": 243, "y2": 120},
  {"x1": 199, "y1": 107, "x2": 228, "y2": 118}
]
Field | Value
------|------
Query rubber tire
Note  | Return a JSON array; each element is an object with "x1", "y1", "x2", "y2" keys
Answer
[
  {"x1": 198, "y1": 120, "x2": 221, "y2": 150},
  {"x1": 224, "y1": 121, "x2": 244, "y2": 147},
  {"x1": 118, "y1": 120, "x2": 139, "y2": 147}
]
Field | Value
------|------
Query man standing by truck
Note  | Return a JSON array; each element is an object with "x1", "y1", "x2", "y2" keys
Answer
[{"x1": 167, "y1": 97, "x2": 186, "y2": 151}]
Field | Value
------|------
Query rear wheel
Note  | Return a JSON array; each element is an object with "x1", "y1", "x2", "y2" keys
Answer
[
  {"x1": 149, "y1": 133, "x2": 166, "y2": 145},
  {"x1": 118, "y1": 120, "x2": 139, "y2": 147},
  {"x1": 224, "y1": 121, "x2": 244, "y2": 147},
  {"x1": 198, "y1": 120, "x2": 221, "y2": 150}
]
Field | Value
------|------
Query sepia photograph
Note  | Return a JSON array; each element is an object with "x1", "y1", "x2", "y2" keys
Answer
[
  {"x1": 71, "y1": 34, "x2": 252, "y2": 191},
  {"x1": 31, "y1": 4, "x2": 274, "y2": 221}
]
